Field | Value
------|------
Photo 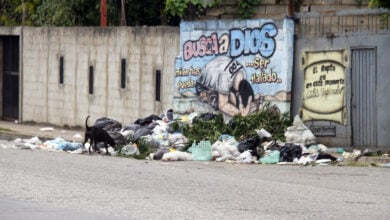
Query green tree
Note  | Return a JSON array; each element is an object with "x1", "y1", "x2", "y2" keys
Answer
[
  {"x1": 0, "y1": 0, "x2": 174, "y2": 26},
  {"x1": 0, "y1": 0, "x2": 40, "y2": 25},
  {"x1": 32, "y1": 0, "x2": 101, "y2": 26},
  {"x1": 123, "y1": 0, "x2": 175, "y2": 26},
  {"x1": 369, "y1": 0, "x2": 390, "y2": 9},
  {"x1": 238, "y1": 0, "x2": 261, "y2": 19},
  {"x1": 165, "y1": 0, "x2": 221, "y2": 20},
  {"x1": 32, "y1": 0, "x2": 75, "y2": 26},
  {"x1": 0, "y1": 0, "x2": 98, "y2": 26}
]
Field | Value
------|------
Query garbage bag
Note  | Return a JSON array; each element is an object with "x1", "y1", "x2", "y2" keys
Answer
[
  {"x1": 168, "y1": 133, "x2": 188, "y2": 150},
  {"x1": 134, "y1": 114, "x2": 161, "y2": 126},
  {"x1": 121, "y1": 144, "x2": 140, "y2": 156},
  {"x1": 284, "y1": 115, "x2": 316, "y2": 145},
  {"x1": 196, "y1": 113, "x2": 217, "y2": 121},
  {"x1": 237, "y1": 136, "x2": 261, "y2": 158},
  {"x1": 153, "y1": 147, "x2": 171, "y2": 160},
  {"x1": 122, "y1": 123, "x2": 141, "y2": 132},
  {"x1": 56, "y1": 142, "x2": 82, "y2": 151},
  {"x1": 212, "y1": 137, "x2": 240, "y2": 161},
  {"x1": 133, "y1": 127, "x2": 153, "y2": 142},
  {"x1": 94, "y1": 117, "x2": 122, "y2": 131},
  {"x1": 107, "y1": 131, "x2": 126, "y2": 145},
  {"x1": 279, "y1": 143, "x2": 302, "y2": 162}
]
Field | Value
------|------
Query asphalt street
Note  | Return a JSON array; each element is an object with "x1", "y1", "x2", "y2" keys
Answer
[{"x1": 0, "y1": 140, "x2": 389, "y2": 220}]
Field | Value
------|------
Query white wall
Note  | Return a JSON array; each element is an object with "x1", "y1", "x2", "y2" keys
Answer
[{"x1": 21, "y1": 26, "x2": 180, "y2": 127}]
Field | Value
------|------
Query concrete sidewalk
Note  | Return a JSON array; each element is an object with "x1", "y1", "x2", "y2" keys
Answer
[{"x1": 0, "y1": 120, "x2": 84, "y2": 142}]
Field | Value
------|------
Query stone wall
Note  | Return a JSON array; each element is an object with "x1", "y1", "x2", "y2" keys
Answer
[{"x1": 205, "y1": 0, "x2": 370, "y2": 19}]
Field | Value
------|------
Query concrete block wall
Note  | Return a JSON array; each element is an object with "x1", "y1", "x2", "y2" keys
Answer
[
  {"x1": 0, "y1": 39, "x2": 2, "y2": 117},
  {"x1": 21, "y1": 26, "x2": 180, "y2": 127},
  {"x1": 205, "y1": 0, "x2": 370, "y2": 19}
]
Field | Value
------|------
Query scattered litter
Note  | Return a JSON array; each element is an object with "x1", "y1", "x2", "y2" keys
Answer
[
  {"x1": 188, "y1": 140, "x2": 212, "y2": 161},
  {"x1": 3, "y1": 111, "x2": 386, "y2": 170},
  {"x1": 56, "y1": 142, "x2": 82, "y2": 151},
  {"x1": 212, "y1": 136, "x2": 241, "y2": 162},
  {"x1": 277, "y1": 161, "x2": 298, "y2": 165},
  {"x1": 42, "y1": 137, "x2": 81, "y2": 152},
  {"x1": 237, "y1": 150, "x2": 255, "y2": 164},
  {"x1": 69, "y1": 148, "x2": 84, "y2": 154},
  {"x1": 295, "y1": 155, "x2": 314, "y2": 166},
  {"x1": 260, "y1": 150, "x2": 280, "y2": 164},
  {"x1": 73, "y1": 133, "x2": 83, "y2": 139},
  {"x1": 315, "y1": 159, "x2": 332, "y2": 164},
  {"x1": 162, "y1": 151, "x2": 192, "y2": 161},
  {"x1": 40, "y1": 127, "x2": 54, "y2": 131},
  {"x1": 284, "y1": 115, "x2": 316, "y2": 145},
  {"x1": 12, "y1": 136, "x2": 42, "y2": 150},
  {"x1": 121, "y1": 144, "x2": 140, "y2": 156}
]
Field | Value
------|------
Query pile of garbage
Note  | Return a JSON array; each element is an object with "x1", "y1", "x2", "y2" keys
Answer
[{"x1": 4, "y1": 110, "x2": 389, "y2": 167}]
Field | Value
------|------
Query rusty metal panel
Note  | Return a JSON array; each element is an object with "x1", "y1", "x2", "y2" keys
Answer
[{"x1": 351, "y1": 48, "x2": 377, "y2": 148}]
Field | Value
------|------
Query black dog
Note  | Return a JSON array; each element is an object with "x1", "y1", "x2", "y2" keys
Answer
[{"x1": 83, "y1": 115, "x2": 116, "y2": 155}]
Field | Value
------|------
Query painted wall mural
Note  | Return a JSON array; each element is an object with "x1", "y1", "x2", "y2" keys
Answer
[
  {"x1": 302, "y1": 50, "x2": 347, "y2": 125},
  {"x1": 173, "y1": 19, "x2": 294, "y2": 120}
]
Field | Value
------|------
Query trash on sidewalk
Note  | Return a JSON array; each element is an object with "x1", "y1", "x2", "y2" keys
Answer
[
  {"x1": 188, "y1": 140, "x2": 212, "y2": 161},
  {"x1": 284, "y1": 115, "x2": 316, "y2": 146},
  {"x1": 42, "y1": 137, "x2": 81, "y2": 152},
  {"x1": 13, "y1": 136, "x2": 42, "y2": 150},
  {"x1": 40, "y1": 127, "x2": 54, "y2": 131},
  {"x1": 2, "y1": 109, "x2": 387, "y2": 169},
  {"x1": 260, "y1": 150, "x2": 280, "y2": 164},
  {"x1": 121, "y1": 143, "x2": 140, "y2": 156},
  {"x1": 162, "y1": 151, "x2": 192, "y2": 161}
]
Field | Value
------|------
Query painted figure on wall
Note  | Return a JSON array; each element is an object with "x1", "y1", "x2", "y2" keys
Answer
[
  {"x1": 196, "y1": 56, "x2": 255, "y2": 117},
  {"x1": 173, "y1": 19, "x2": 295, "y2": 119}
]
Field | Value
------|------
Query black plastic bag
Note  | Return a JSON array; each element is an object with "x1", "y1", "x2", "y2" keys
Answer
[
  {"x1": 237, "y1": 136, "x2": 261, "y2": 158},
  {"x1": 279, "y1": 143, "x2": 302, "y2": 162},
  {"x1": 94, "y1": 117, "x2": 122, "y2": 131}
]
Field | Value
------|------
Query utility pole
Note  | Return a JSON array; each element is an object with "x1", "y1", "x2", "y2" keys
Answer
[
  {"x1": 100, "y1": 0, "x2": 107, "y2": 27},
  {"x1": 288, "y1": 0, "x2": 294, "y2": 18},
  {"x1": 120, "y1": 0, "x2": 127, "y2": 26}
]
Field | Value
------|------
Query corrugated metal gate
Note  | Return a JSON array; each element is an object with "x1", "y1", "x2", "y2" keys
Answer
[{"x1": 351, "y1": 48, "x2": 377, "y2": 148}]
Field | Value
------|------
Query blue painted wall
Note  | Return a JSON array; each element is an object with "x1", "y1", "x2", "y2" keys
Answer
[{"x1": 173, "y1": 18, "x2": 294, "y2": 120}]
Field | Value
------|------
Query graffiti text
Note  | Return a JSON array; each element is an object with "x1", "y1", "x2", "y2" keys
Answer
[
  {"x1": 175, "y1": 67, "x2": 201, "y2": 76},
  {"x1": 230, "y1": 23, "x2": 277, "y2": 58},
  {"x1": 183, "y1": 23, "x2": 278, "y2": 61},
  {"x1": 177, "y1": 80, "x2": 196, "y2": 89},
  {"x1": 246, "y1": 57, "x2": 270, "y2": 69},
  {"x1": 250, "y1": 69, "x2": 282, "y2": 84}
]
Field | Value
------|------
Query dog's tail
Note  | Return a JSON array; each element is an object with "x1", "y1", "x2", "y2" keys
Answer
[{"x1": 85, "y1": 115, "x2": 91, "y2": 130}]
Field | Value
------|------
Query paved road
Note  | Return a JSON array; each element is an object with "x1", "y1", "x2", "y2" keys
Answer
[{"x1": 1, "y1": 141, "x2": 389, "y2": 220}]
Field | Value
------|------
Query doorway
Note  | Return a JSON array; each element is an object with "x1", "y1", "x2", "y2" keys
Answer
[{"x1": 2, "y1": 36, "x2": 20, "y2": 121}]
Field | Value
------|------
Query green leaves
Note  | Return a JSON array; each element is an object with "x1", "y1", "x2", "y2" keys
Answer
[
  {"x1": 369, "y1": 0, "x2": 390, "y2": 9},
  {"x1": 182, "y1": 103, "x2": 292, "y2": 149},
  {"x1": 165, "y1": 0, "x2": 221, "y2": 19},
  {"x1": 238, "y1": 0, "x2": 262, "y2": 19}
]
